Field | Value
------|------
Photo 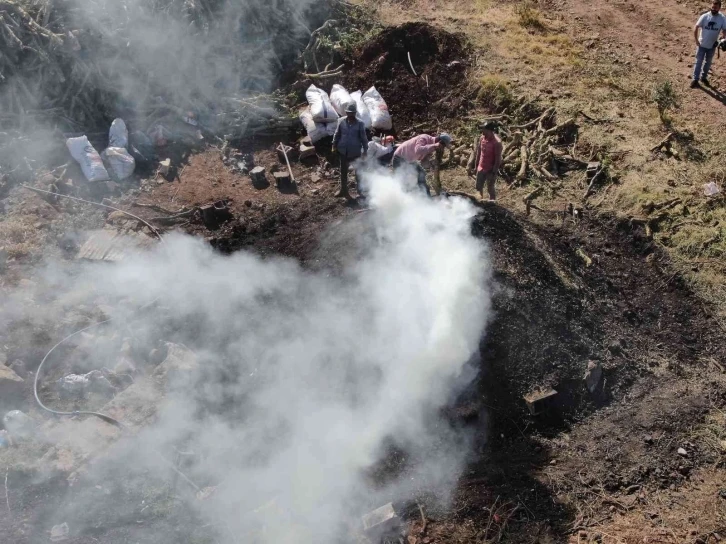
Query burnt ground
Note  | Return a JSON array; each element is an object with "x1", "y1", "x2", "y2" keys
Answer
[{"x1": 1, "y1": 146, "x2": 725, "y2": 542}]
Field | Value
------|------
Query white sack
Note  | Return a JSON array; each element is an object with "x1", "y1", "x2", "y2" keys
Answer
[
  {"x1": 350, "y1": 90, "x2": 372, "y2": 129},
  {"x1": 299, "y1": 109, "x2": 330, "y2": 143},
  {"x1": 108, "y1": 118, "x2": 129, "y2": 148},
  {"x1": 66, "y1": 136, "x2": 110, "y2": 182},
  {"x1": 305, "y1": 84, "x2": 338, "y2": 123},
  {"x1": 362, "y1": 86, "x2": 393, "y2": 131},
  {"x1": 102, "y1": 147, "x2": 136, "y2": 180},
  {"x1": 330, "y1": 84, "x2": 353, "y2": 117}
]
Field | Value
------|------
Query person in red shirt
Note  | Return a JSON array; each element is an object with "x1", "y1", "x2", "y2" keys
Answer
[{"x1": 469, "y1": 121, "x2": 503, "y2": 201}]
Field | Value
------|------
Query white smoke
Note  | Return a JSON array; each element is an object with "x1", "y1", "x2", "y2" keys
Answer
[{"x1": 15, "y1": 173, "x2": 492, "y2": 542}]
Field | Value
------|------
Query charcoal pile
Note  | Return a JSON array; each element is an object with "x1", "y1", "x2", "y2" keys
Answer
[{"x1": 342, "y1": 23, "x2": 472, "y2": 131}]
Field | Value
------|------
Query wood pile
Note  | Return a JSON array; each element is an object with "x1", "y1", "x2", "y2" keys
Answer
[{"x1": 420, "y1": 105, "x2": 590, "y2": 186}]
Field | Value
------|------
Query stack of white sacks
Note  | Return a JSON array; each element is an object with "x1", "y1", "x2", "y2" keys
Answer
[{"x1": 300, "y1": 83, "x2": 393, "y2": 144}]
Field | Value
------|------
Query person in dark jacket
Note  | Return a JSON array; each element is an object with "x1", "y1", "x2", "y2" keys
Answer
[{"x1": 332, "y1": 102, "x2": 368, "y2": 198}]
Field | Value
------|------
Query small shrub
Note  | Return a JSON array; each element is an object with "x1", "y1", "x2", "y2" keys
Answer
[
  {"x1": 652, "y1": 81, "x2": 680, "y2": 124},
  {"x1": 515, "y1": 2, "x2": 546, "y2": 30},
  {"x1": 476, "y1": 75, "x2": 514, "y2": 111}
]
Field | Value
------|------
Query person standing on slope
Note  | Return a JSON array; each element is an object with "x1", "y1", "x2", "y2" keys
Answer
[
  {"x1": 468, "y1": 121, "x2": 503, "y2": 201},
  {"x1": 691, "y1": 0, "x2": 726, "y2": 88},
  {"x1": 332, "y1": 102, "x2": 369, "y2": 199}
]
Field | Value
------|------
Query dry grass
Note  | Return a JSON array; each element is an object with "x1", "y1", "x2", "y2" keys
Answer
[
  {"x1": 0, "y1": 214, "x2": 49, "y2": 259},
  {"x1": 476, "y1": 75, "x2": 514, "y2": 111},
  {"x1": 514, "y1": 1, "x2": 546, "y2": 30}
]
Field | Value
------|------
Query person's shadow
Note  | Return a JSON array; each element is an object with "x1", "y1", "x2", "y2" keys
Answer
[{"x1": 699, "y1": 83, "x2": 726, "y2": 105}]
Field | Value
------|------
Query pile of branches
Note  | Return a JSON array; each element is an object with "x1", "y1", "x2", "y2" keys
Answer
[
  {"x1": 0, "y1": 0, "x2": 105, "y2": 129},
  {"x1": 495, "y1": 107, "x2": 585, "y2": 185}
]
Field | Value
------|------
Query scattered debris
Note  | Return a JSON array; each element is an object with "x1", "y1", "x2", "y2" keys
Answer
[
  {"x1": 703, "y1": 182, "x2": 721, "y2": 197},
  {"x1": 524, "y1": 389, "x2": 558, "y2": 415},
  {"x1": 49, "y1": 522, "x2": 69, "y2": 542},
  {"x1": 58, "y1": 370, "x2": 116, "y2": 396},
  {"x1": 362, "y1": 503, "x2": 402, "y2": 542}
]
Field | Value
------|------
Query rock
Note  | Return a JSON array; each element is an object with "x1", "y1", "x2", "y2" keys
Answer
[
  {"x1": 677, "y1": 447, "x2": 688, "y2": 457},
  {"x1": 583, "y1": 360, "x2": 603, "y2": 394},
  {"x1": 362, "y1": 503, "x2": 401, "y2": 541},
  {"x1": 310, "y1": 173, "x2": 321, "y2": 183},
  {"x1": 50, "y1": 522, "x2": 70, "y2": 542},
  {"x1": 644, "y1": 434, "x2": 654, "y2": 445}
]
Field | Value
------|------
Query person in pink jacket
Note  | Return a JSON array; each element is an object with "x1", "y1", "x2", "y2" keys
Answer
[{"x1": 392, "y1": 133, "x2": 452, "y2": 195}]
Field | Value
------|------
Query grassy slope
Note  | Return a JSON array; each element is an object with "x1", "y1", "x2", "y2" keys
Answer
[{"x1": 356, "y1": 0, "x2": 725, "y2": 327}]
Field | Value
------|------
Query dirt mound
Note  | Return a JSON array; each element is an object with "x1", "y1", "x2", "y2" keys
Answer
[{"x1": 343, "y1": 22, "x2": 472, "y2": 132}]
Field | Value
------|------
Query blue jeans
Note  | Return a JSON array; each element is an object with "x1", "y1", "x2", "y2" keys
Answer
[{"x1": 693, "y1": 45, "x2": 716, "y2": 81}]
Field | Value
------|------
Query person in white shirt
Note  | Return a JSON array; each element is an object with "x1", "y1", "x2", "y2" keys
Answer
[{"x1": 691, "y1": 0, "x2": 726, "y2": 87}]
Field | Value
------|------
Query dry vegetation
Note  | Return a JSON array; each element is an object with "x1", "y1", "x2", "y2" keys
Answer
[{"x1": 359, "y1": 0, "x2": 725, "y2": 325}]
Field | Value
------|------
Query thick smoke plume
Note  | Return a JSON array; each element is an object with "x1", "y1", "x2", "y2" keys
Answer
[{"x1": 6, "y1": 174, "x2": 491, "y2": 542}]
